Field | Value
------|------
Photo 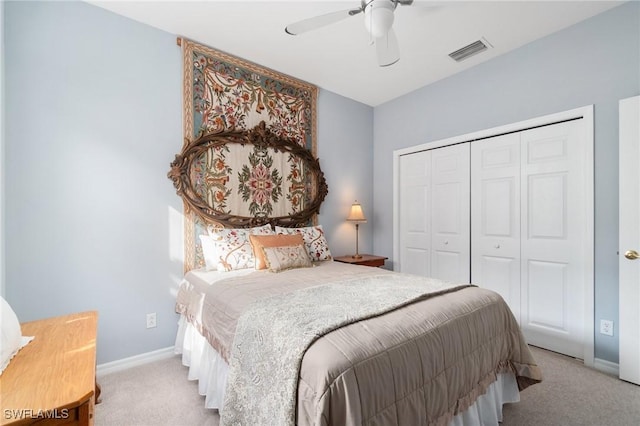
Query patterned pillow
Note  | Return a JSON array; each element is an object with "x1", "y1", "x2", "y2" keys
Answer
[
  {"x1": 208, "y1": 224, "x2": 274, "y2": 272},
  {"x1": 249, "y1": 234, "x2": 305, "y2": 270},
  {"x1": 274, "y1": 225, "x2": 332, "y2": 262},
  {"x1": 261, "y1": 244, "x2": 312, "y2": 273}
]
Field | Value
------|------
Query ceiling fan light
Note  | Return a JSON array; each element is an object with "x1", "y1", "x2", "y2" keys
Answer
[{"x1": 364, "y1": 0, "x2": 395, "y2": 39}]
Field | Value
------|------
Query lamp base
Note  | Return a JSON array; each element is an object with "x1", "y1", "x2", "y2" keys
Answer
[{"x1": 351, "y1": 254, "x2": 363, "y2": 259}]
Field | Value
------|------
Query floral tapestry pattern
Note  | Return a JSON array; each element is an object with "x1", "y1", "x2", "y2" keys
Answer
[
  {"x1": 181, "y1": 39, "x2": 317, "y2": 271},
  {"x1": 238, "y1": 148, "x2": 283, "y2": 217}
]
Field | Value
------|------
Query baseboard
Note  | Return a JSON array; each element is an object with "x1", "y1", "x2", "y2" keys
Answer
[
  {"x1": 594, "y1": 357, "x2": 619, "y2": 377},
  {"x1": 97, "y1": 346, "x2": 177, "y2": 377}
]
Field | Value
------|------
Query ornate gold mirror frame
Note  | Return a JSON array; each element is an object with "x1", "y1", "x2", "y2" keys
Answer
[{"x1": 168, "y1": 121, "x2": 328, "y2": 228}]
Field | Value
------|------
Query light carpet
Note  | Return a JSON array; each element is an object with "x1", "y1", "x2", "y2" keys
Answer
[{"x1": 95, "y1": 346, "x2": 640, "y2": 426}]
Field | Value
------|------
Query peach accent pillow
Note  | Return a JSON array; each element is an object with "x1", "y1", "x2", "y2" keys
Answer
[{"x1": 249, "y1": 234, "x2": 305, "y2": 270}]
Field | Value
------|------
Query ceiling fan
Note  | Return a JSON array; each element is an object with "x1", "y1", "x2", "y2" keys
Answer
[{"x1": 285, "y1": 0, "x2": 414, "y2": 67}]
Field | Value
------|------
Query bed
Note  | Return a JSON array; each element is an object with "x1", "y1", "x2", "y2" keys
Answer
[
  {"x1": 174, "y1": 259, "x2": 542, "y2": 426},
  {"x1": 168, "y1": 122, "x2": 542, "y2": 425}
]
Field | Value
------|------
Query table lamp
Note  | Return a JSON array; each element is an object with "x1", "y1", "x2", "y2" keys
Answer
[{"x1": 347, "y1": 201, "x2": 367, "y2": 259}]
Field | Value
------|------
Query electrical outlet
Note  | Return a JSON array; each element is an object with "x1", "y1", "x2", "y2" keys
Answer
[
  {"x1": 600, "y1": 319, "x2": 613, "y2": 336},
  {"x1": 146, "y1": 312, "x2": 157, "y2": 329}
]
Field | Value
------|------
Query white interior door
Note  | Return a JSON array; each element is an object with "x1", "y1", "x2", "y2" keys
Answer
[
  {"x1": 520, "y1": 120, "x2": 586, "y2": 359},
  {"x1": 619, "y1": 95, "x2": 640, "y2": 385},
  {"x1": 430, "y1": 143, "x2": 470, "y2": 283},
  {"x1": 399, "y1": 151, "x2": 431, "y2": 276},
  {"x1": 471, "y1": 134, "x2": 521, "y2": 320}
]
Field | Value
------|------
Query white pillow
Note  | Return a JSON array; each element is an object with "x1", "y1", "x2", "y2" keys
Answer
[
  {"x1": 199, "y1": 234, "x2": 219, "y2": 271},
  {"x1": 208, "y1": 224, "x2": 274, "y2": 272},
  {"x1": 1, "y1": 297, "x2": 26, "y2": 375}
]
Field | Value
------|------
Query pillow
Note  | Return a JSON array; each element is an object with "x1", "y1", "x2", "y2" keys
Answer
[
  {"x1": 274, "y1": 225, "x2": 332, "y2": 262},
  {"x1": 249, "y1": 234, "x2": 305, "y2": 270},
  {"x1": 199, "y1": 235, "x2": 219, "y2": 271},
  {"x1": 261, "y1": 244, "x2": 312, "y2": 273},
  {"x1": 1, "y1": 297, "x2": 34, "y2": 375},
  {"x1": 209, "y1": 224, "x2": 274, "y2": 272}
]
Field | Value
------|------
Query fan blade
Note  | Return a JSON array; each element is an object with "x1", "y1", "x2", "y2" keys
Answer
[
  {"x1": 375, "y1": 28, "x2": 400, "y2": 67},
  {"x1": 285, "y1": 8, "x2": 362, "y2": 35}
]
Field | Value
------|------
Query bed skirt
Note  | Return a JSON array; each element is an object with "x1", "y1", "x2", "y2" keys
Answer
[{"x1": 174, "y1": 315, "x2": 521, "y2": 425}]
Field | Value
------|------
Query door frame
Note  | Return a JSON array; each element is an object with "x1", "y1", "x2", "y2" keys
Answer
[
  {"x1": 392, "y1": 105, "x2": 595, "y2": 367},
  {"x1": 619, "y1": 95, "x2": 640, "y2": 384}
]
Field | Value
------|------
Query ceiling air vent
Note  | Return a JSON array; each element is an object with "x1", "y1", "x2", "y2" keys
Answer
[{"x1": 449, "y1": 38, "x2": 492, "y2": 62}]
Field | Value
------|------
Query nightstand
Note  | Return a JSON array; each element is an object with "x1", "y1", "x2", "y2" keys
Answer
[{"x1": 334, "y1": 254, "x2": 388, "y2": 268}]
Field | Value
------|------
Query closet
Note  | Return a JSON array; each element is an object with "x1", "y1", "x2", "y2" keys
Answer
[{"x1": 395, "y1": 110, "x2": 592, "y2": 361}]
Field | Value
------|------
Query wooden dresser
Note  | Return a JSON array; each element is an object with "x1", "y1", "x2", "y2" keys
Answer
[{"x1": 0, "y1": 311, "x2": 98, "y2": 426}]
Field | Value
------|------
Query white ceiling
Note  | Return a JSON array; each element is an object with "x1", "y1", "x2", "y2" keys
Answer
[{"x1": 89, "y1": 0, "x2": 624, "y2": 106}]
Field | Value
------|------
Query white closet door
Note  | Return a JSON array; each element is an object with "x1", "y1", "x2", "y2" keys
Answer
[
  {"x1": 399, "y1": 150, "x2": 431, "y2": 276},
  {"x1": 471, "y1": 134, "x2": 521, "y2": 320},
  {"x1": 520, "y1": 120, "x2": 586, "y2": 359},
  {"x1": 431, "y1": 144, "x2": 470, "y2": 283}
]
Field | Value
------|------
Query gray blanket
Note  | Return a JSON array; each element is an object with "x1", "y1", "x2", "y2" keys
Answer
[{"x1": 220, "y1": 273, "x2": 471, "y2": 426}]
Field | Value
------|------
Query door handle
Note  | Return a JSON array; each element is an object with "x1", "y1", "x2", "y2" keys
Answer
[{"x1": 624, "y1": 250, "x2": 639, "y2": 260}]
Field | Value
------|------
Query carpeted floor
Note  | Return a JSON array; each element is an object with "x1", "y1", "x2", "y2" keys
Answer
[{"x1": 95, "y1": 346, "x2": 640, "y2": 426}]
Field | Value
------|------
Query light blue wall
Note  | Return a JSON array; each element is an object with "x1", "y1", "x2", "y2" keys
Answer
[
  {"x1": 372, "y1": 2, "x2": 640, "y2": 363},
  {"x1": 3, "y1": 1, "x2": 373, "y2": 363},
  {"x1": 318, "y1": 90, "x2": 374, "y2": 258},
  {"x1": 5, "y1": 0, "x2": 183, "y2": 364}
]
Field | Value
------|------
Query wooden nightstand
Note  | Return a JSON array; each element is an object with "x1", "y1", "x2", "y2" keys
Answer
[{"x1": 334, "y1": 254, "x2": 388, "y2": 268}]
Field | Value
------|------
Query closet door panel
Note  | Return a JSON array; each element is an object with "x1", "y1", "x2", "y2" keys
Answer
[
  {"x1": 471, "y1": 134, "x2": 521, "y2": 319},
  {"x1": 521, "y1": 120, "x2": 585, "y2": 358},
  {"x1": 399, "y1": 151, "x2": 431, "y2": 276},
  {"x1": 431, "y1": 144, "x2": 470, "y2": 283},
  {"x1": 527, "y1": 172, "x2": 568, "y2": 240},
  {"x1": 527, "y1": 259, "x2": 569, "y2": 330},
  {"x1": 477, "y1": 255, "x2": 518, "y2": 303}
]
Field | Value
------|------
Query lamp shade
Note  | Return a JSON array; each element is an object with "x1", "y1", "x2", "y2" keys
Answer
[
  {"x1": 347, "y1": 201, "x2": 367, "y2": 223},
  {"x1": 364, "y1": 0, "x2": 395, "y2": 39}
]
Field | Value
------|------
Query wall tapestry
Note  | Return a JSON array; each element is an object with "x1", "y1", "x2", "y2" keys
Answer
[{"x1": 178, "y1": 38, "x2": 318, "y2": 271}]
